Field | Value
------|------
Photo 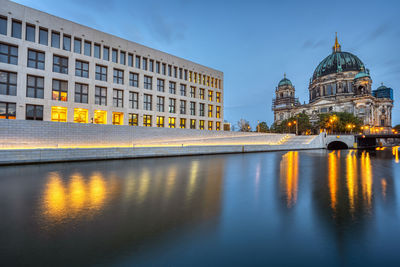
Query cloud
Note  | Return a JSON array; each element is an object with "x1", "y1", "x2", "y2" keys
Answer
[
  {"x1": 146, "y1": 12, "x2": 186, "y2": 44},
  {"x1": 302, "y1": 39, "x2": 327, "y2": 49}
]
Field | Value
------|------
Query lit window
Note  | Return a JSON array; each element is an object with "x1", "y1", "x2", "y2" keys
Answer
[
  {"x1": 112, "y1": 112, "x2": 123, "y2": 125},
  {"x1": 216, "y1": 121, "x2": 221, "y2": 131},
  {"x1": 208, "y1": 105, "x2": 213, "y2": 118},
  {"x1": 52, "y1": 79, "x2": 68, "y2": 101},
  {"x1": 199, "y1": 120, "x2": 205, "y2": 130},
  {"x1": 74, "y1": 108, "x2": 88, "y2": 123},
  {"x1": 208, "y1": 90, "x2": 213, "y2": 101},
  {"x1": 157, "y1": 116, "x2": 164, "y2": 127},
  {"x1": 180, "y1": 118, "x2": 186, "y2": 129},
  {"x1": 199, "y1": 88, "x2": 205, "y2": 100},
  {"x1": 216, "y1": 92, "x2": 221, "y2": 103},
  {"x1": 168, "y1": 117, "x2": 176, "y2": 128},
  {"x1": 143, "y1": 115, "x2": 152, "y2": 127},
  {"x1": 216, "y1": 106, "x2": 221, "y2": 118},
  {"x1": 94, "y1": 110, "x2": 107, "y2": 124},
  {"x1": 129, "y1": 113, "x2": 138, "y2": 126},
  {"x1": 51, "y1": 106, "x2": 67, "y2": 122},
  {"x1": 190, "y1": 119, "x2": 196, "y2": 129},
  {"x1": 0, "y1": 102, "x2": 16, "y2": 119},
  {"x1": 208, "y1": 121, "x2": 213, "y2": 130}
]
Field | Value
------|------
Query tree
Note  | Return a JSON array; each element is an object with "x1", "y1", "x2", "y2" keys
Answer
[
  {"x1": 257, "y1": 122, "x2": 269, "y2": 132},
  {"x1": 237, "y1": 119, "x2": 251, "y2": 132},
  {"x1": 270, "y1": 113, "x2": 312, "y2": 134},
  {"x1": 319, "y1": 112, "x2": 362, "y2": 134}
]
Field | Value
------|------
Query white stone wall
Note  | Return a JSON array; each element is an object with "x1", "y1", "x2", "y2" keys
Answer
[{"x1": 0, "y1": 0, "x2": 224, "y2": 129}]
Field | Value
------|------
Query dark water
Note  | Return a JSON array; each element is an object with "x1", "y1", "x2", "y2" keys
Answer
[{"x1": 1, "y1": 148, "x2": 400, "y2": 266}]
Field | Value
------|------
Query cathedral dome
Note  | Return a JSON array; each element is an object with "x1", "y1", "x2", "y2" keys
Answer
[
  {"x1": 354, "y1": 68, "x2": 370, "y2": 80},
  {"x1": 278, "y1": 74, "x2": 292, "y2": 87},
  {"x1": 312, "y1": 34, "x2": 365, "y2": 81}
]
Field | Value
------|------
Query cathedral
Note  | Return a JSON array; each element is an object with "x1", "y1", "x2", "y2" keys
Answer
[{"x1": 272, "y1": 34, "x2": 394, "y2": 133}]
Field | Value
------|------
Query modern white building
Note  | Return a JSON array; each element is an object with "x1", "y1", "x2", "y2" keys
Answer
[{"x1": 0, "y1": 0, "x2": 224, "y2": 130}]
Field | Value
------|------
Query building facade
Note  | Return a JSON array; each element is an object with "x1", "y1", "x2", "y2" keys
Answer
[
  {"x1": 272, "y1": 35, "x2": 393, "y2": 132},
  {"x1": 0, "y1": 0, "x2": 224, "y2": 130}
]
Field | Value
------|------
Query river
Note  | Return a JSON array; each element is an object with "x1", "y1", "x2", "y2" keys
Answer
[{"x1": 0, "y1": 148, "x2": 400, "y2": 266}]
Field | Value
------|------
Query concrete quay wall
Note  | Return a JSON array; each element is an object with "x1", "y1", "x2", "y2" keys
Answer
[{"x1": 0, "y1": 120, "x2": 325, "y2": 165}]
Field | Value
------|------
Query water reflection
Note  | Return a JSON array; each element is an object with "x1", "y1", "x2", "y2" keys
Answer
[{"x1": 279, "y1": 151, "x2": 299, "y2": 208}]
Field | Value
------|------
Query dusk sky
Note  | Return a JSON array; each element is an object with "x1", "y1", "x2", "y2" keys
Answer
[{"x1": 14, "y1": 0, "x2": 400, "y2": 128}]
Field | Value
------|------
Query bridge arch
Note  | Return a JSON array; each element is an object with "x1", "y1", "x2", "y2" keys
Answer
[{"x1": 327, "y1": 141, "x2": 349, "y2": 150}]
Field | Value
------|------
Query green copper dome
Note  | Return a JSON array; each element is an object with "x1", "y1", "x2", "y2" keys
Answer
[
  {"x1": 312, "y1": 51, "x2": 365, "y2": 81},
  {"x1": 354, "y1": 69, "x2": 370, "y2": 80},
  {"x1": 377, "y1": 84, "x2": 388, "y2": 90},
  {"x1": 278, "y1": 77, "x2": 292, "y2": 87}
]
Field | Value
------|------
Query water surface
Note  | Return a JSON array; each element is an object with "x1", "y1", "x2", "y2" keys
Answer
[{"x1": 0, "y1": 148, "x2": 400, "y2": 266}]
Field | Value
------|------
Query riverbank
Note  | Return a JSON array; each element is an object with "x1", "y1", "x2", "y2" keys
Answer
[{"x1": 0, "y1": 120, "x2": 325, "y2": 165}]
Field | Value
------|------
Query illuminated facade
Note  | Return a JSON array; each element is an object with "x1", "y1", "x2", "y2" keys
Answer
[
  {"x1": 272, "y1": 34, "x2": 393, "y2": 132},
  {"x1": 0, "y1": 0, "x2": 224, "y2": 130}
]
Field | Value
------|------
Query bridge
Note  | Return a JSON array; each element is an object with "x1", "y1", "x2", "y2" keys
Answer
[{"x1": 324, "y1": 133, "x2": 400, "y2": 149}]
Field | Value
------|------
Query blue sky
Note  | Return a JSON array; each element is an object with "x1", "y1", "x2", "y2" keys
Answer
[{"x1": 14, "y1": 0, "x2": 400, "y2": 127}]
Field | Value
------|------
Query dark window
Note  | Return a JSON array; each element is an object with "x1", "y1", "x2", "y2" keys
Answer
[
  {"x1": 135, "y1": 55, "x2": 140, "y2": 68},
  {"x1": 143, "y1": 115, "x2": 152, "y2": 127},
  {"x1": 95, "y1": 86, "x2": 107, "y2": 105},
  {"x1": 180, "y1": 100, "x2": 186, "y2": 114},
  {"x1": 180, "y1": 84, "x2": 186, "y2": 96},
  {"x1": 113, "y1": 89, "x2": 123, "y2": 107},
  {"x1": 75, "y1": 83, "x2": 88, "y2": 103},
  {"x1": 168, "y1": 65, "x2": 172, "y2": 76},
  {"x1": 142, "y1": 57, "x2": 147, "y2": 70},
  {"x1": 184, "y1": 70, "x2": 188, "y2": 80},
  {"x1": 94, "y1": 44, "x2": 101, "y2": 59},
  {"x1": 53, "y1": 55, "x2": 68, "y2": 74},
  {"x1": 129, "y1": 91, "x2": 138, "y2": 109},
  {"x1": 25, "y1": 24, "x2": 35, "y2": 42},
  {"x1": 103, "y1": 46, "x2": 109, "y2": 60},
  {"x1": 200, "y1": 88, "x2": 205, "y2": 99},
  {"x1": 51, "y1": 31, "x2": 60, "y2": 48},
  {"x1": 156, "y1": 61, "x2": 160, "y2": 73},
  {"x1": 39, "y1": 28, "x2": 48, "y2": 45},
  {"x1": 169, "y1": 98, "x2": 176, "y2": 113},
  {"x1": 75, "y1": 60, "x2": 89, "y2": 78},
  {"x1": 162, "y1": 63, "x2": 166, "y2": 75},
  {"x1": 129, "y1": 72, "x2": 138, "y2": 87},
  {"x1": 27, "y1": 49, "x2": 45, "y2": 70},
  {"x1": 174, "y1": 67, "x2": 177, "y2": 78},
  {"x1": 149, "y1": 60, "x2": 154, "y2": 72},
  {"x1": 63, "y1": 35, "x2": 71, "y2": 51},
  {"x1": 157, "y1": 96, "x2": 164, "y2": 112},
  {"x1": 128, "y1": 54, "x2": 133, "y2": 67},
  {"x1": 113, "y1": 68, "x2": 124, "y2": 84},
  {"x1": 95, "y1": 65, "x2": 107, "y2": 81},
  {"x1": 11, "y1": 20, "x2": 21, "y2": 39},
  {"x1": 52, "y1": 79, "x2": 68, "y2": 101},
  {"x1": 0, "y1": 16, "x2": 7, "y2": 35},
  {"x1": 74, "y1": 38, "x2": 81, "y2": 53},
  {"x1": 190, "y1": 102, "x2": 196, "y2": 115},
  {"x1": 26, "y1": 104, "x2": 43, "y2": 120},
  {"x1": 26, "y1": 75, "x2": 44, "y2": 98},
  {"x1": 84, "y1": 41, "x2": 91, "y2": 56},
  {"x1": 0, "y1": 70, "x2": 17, "y2": 96},
  {"x1": 144, "y1": 76, "x2": 152, "y2": 89},
  {"x1": 0, "y1": 43, "x2": 18, "y2": 65},
  {"x1": 129, "y1": 113, "x2": 138, "y2": 126},
  {"x1": 199, "y1": 103, "x2": 205, "y2": 116},
  {"x1": 169, "y1": 82, "x2": 176, "y2": 94},
  {"x1": 112, "y1": 49, "x2": 118, "y2": 63},
  {"x1": 120, "y1": 51, "x2": 125, "y2": 65},
  {"x1": 157, "y1": 79, "x2": 164, "y2": 92},
  {"x1": 143, "y1": 94, "x2": 152, "y2": 111},
  {"x1": 0, "y1": 102, "x2": 16, "y2": 119},
  {"x1": 179, "y1": 68, "x2": 182, "y2": 79}
]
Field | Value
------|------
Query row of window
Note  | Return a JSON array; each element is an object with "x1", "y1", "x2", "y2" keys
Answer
[
  {"x1": 0, "y1": 15, "x2": 222, "y2": 89},
  {"x1": 0, "y1": 101, "x2": 221, "y2": 130},
  {"x1": 0, "y1": 72, "x2": 221, "y2": 118},
  {"x1": 0, "y1": 43, "x2": 222, "y2": 102}
]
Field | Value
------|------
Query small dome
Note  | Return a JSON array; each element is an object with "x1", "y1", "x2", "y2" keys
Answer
[
  {"x1": 354, "y1": 69, "x2": 370, "y2": 80},
  {"x1": 376, "y1": 84, "x2": 388, "y2": 90},
  {"x1": 278, "y1": 75, "x2": 292, "y2": 87}
]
